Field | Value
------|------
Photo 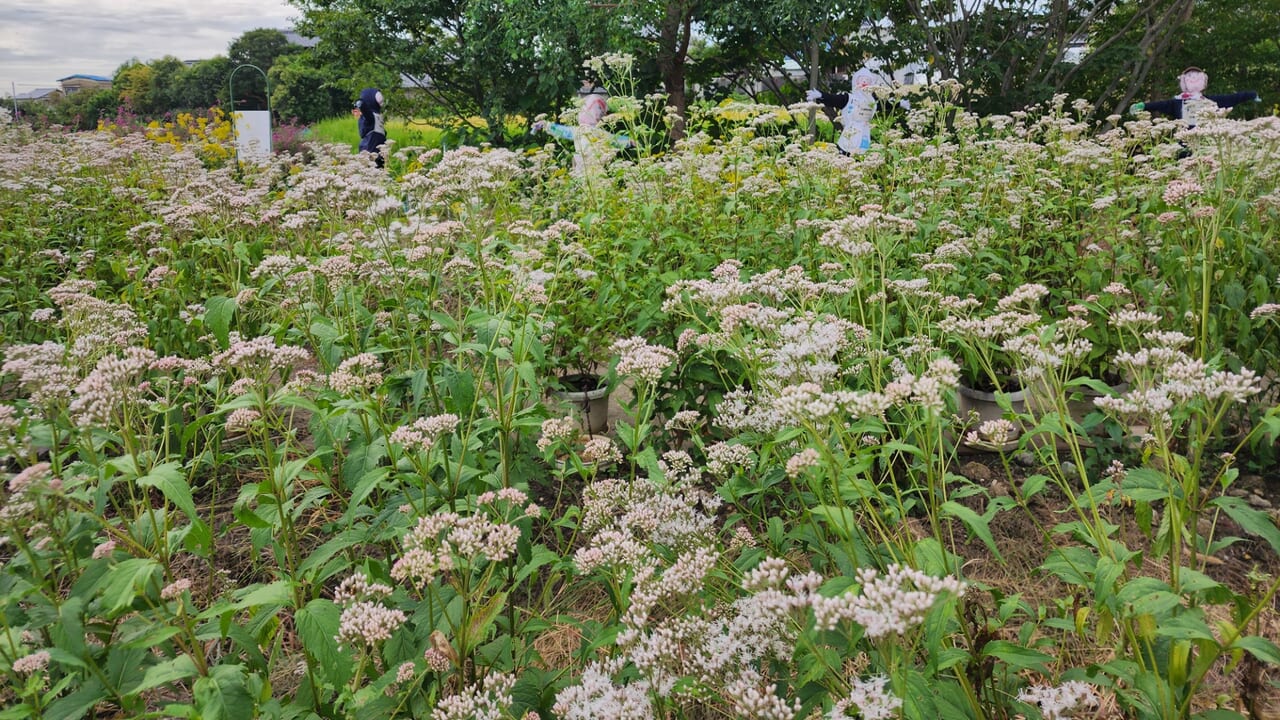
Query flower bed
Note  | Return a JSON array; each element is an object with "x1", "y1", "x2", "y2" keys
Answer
[{"x1": 1, "y1": 94, "x2": 1279, "y2": 718}]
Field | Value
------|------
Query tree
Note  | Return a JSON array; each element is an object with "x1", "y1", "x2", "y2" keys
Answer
[
  {"x1": 289, "y1": 0, "x2": 598, "y2": 143},
  {"x1": 146, "y1": 56, "x2": 190, "y2": 114},
  {"x1": 599, "y1": 0, "x2": 706, "y2": 137},
  {"x1": 1058, "y1": 0, "x2": 1196, "y2": 117},
  {"x1": 270, "y1": 51, "x2": 352, "y2": 122},
  {"x1": 1130, "y1": 0, "x2": 1280, "y2": 117},
  {"x1": 174, "y1": 57, "x2": 233, "y2": 110},
  {"x1": 228, "y1": 29, "x2": 301, "y2": 111},
  {"x1": 875, "y1": 0, "x2": 1201, "y2": 116},
  {"x1": 702, "y1": 0, "x2": 876, "y2": 109},
  {"x1": 113, "y1": 60, "x2": 156, "y2": 112}
]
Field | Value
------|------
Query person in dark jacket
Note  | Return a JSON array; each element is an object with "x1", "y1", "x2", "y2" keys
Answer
[
  {"x1": 353, "y1": 88, "x2": 386, "y2": 167},
  {"x1": 1129, "y1": 67, "x2": 1259, "y2": 127}
]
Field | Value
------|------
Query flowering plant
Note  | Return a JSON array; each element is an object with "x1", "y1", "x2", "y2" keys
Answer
[{"x1": 938, "y1": 284, "x2": 1049, "y2": 391}]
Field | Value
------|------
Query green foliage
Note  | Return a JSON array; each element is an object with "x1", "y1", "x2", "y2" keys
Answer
[
  {"x1": 269, "y1": 51, "x2": 352, "y2": 123},
  {"x1": 1, "y1": 88, "x2": 1279, "y2": 720},
  {"x1": 228, "y1": 28, "x2": 301, "y2": 112},
  {"x1": 292, "y1": 0, "x2": 601, "y2": 143},
  {"x1": 173, "y1": 57, "x2": 232, "y2": 111}
]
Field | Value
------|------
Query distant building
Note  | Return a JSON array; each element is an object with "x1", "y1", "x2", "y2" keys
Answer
[
  {"x1": 58, "y1": 74, "x2": 113, "y2": 94},
  {"x1": 282, "y1": 29, "x2": 319, "y2": 48},
  {"x1": 16, "y1": 87, "x2": 63, "y2": 102},
  {"x1": 401, "y1": 73, "x2": 434, "y2": 96}
]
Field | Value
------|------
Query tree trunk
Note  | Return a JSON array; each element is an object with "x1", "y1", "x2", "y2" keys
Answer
[
  {"x1": 808, "y1": 32, "x2": 820, "y2": 140},
  {"x1": 655, "y1": 0, "x2": 694, "y2": 140}
]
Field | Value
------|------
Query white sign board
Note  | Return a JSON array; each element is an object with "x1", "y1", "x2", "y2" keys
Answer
[{"x1": 233, "y1": 110, "x2": 272, "y2": 160}]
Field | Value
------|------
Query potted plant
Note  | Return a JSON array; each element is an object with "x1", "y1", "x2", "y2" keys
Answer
[
  {"x1": 940, "y1": 285, "x2": 1051, "y2": 449},
  {"x1": 549, "y1": 361, "x2": 613, "y2": 436},
  {"x1": 542, "y1": 263, "x2": 616, "y2": 436}
]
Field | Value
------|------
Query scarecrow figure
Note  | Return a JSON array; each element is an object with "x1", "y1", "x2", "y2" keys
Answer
[
  {"x1": 1129, "y1": 67, "x2": 1259, "y2": 127},
  {"x1": 353, "y1": 87, "x2": 386, "y2": 167},
  {"x1": 807, "y1": 67, "x2": 887, "y2": 155},
  {"x1": 534, "y1": 81, "x2": 632, "y2": 175}
]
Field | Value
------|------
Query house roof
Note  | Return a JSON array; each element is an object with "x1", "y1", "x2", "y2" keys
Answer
[
  {"x1": 57, "y1": 74, "x2": 112, "y2": 83},
  {"x1": 282, "y1": 30, "x2": 318, "y2": 48},
  {"x1": 16, "y1": 88, "x2": 60, "y2": 100}
]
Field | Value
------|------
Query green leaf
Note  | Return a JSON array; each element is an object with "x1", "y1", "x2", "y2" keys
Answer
[
  {"x1": 297, "y1": 598, "x2": 350, "y2": 687},
  {"x1": 982, "y1": 640, "x2": 1053, "y2": 672},
  {"x1": 105, "y1": 646, "x2": 147, "y2": 695},
  {"x1": 468, "y1": 591, "x2": 509, "y2": 642},
  {"x1": 194, "y1": 664, "x2": 255, "y2": 720},
  {"x1": 52, "y1": 596, "x2": 87, "y2": 658},
  {"x1": 941, "y1": 500, "x2": 1003, "y2": 562},
  {"x1": 1212, "y1": 496, "x2": 1280, "y2": 556},
  {"x1": 100, "y1": 558, "x2": 162, "y2": 616},
  {"x1": 204, "y1": 296, "x2": 237, "y2": 350},
  {"x1": 231, "y1": 580, "x2": 294, "y2": 611},
  {"x1": 515, "y1": 545, "x2": 559, "y2": 584},
  {"x1": 809, "y1": 505, "x2": 857, "y2": 541},
  {"x1": 1155, "y1": 613, "x2": 1217, "y2": 641},
  {"x1": 1121, "y1": 467, "x2": 1180, "y2": 502},
  {"x1": 1042, "y1": 546, "x2": 1097, "y2": 586},
  {"x1": 299, "y1": 528, "x2": 368, "y2": 579},
  {"x1": 135, "y1": 461, "x2": 198, "y2": 522},
  {"x1": 1232, "y1": 635, "x2": 1280, "y2": 665},
  {"x1": 43, "y1": 678, "x2": 106, "y2": 720},
  {"x1": 135, "y1": 654, "x2": 200, "y2": 694}
]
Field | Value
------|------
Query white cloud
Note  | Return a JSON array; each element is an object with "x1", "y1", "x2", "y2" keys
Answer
[{"x1": 1, "y1": 0, "x2": 296, "y2": 93}]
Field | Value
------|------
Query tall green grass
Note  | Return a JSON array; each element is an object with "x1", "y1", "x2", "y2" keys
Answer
[{"x1": 307, "y1": 116, "x2": 447, "y2": 150}]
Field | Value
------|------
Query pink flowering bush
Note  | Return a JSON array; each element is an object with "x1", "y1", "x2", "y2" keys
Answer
[{"x1": 1, "y1": 89, "x2": 1279, "y2": 720}]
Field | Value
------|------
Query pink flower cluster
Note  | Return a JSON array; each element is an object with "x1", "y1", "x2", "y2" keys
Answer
[
  {"x1": 12, "y1": 650, "x2": 51, "y2": 674},
  {"x1": 391, "y1": 508, "x2": 521, "y2": 587},
  {"x1": 328, "y1": 353, "x2": 384, "y2": 395},
  {"x1": 389, "y1": 413, "x2": 460, "y2": 453}
]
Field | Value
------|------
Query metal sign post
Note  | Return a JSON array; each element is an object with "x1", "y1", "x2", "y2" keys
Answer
[{"x1": 229, "y1": 64, "x2": 272, "y2": 161}]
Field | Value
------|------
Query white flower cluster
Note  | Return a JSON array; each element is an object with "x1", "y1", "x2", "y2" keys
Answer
[
  {"x1": 12, "y1": 650, "x2": 51, "y2": 674},
  {"x1": 704, "y1": 441, "x2": 754, "y2": 477},
  {"x1": 829, "y1": 675, "x2": 902, "y2": 719},
  {"x1": 1097, "y1": 348, "x2": 1261, "y2": 426},
  {"x1": 68, "y1": 347, "x2": 158, "y2": 428},
  {"x1": 335, "y1": 600, "x2": 406, "y2": 649},
  {"x1": 1017, "y1": 681, "x2": 1099, "y2": 720},
  {"x1": 965, "y1": 418, "x2": 1017, "y2": 447},
  {"x1": 613, "y1": 336, "x2": 677, "y2": 384},
  {"x1": 432, "y1": 672, "x2": 516, "y2": 720},
  {"x1": 212, "y1": 334, "x2": 312, "y2": 377},
  {"x1": 811, "y1": 564, "x2": 966, "y2": 637},
  {"x1": 553, "y1": 659, "x2": 654, "y2": 720},
  {"x1": 537, "y1": 416, "x2": 581, "y2": 452}
]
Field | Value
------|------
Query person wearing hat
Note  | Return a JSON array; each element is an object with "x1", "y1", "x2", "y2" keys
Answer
[
  {"x1": 1129, "y1": 67, "x2": 1260, "y2": 127},
  {"x1": 353, "y1": 87, "x2": 386, "y2": 167}
]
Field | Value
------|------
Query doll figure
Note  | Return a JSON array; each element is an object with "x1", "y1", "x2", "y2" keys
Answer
[
  {"x1": 1129, "y1": 67, "x2": 1259, "y2": 127},
  {"x1": 535, "y1": 81, "x2": 632, "y2": 176},
  {"x1": 807, "y1": 67, "x2": 886, "y2": 155},
  {"x1": 353, "y1": 88, "x2": 386, "y2": 167}
]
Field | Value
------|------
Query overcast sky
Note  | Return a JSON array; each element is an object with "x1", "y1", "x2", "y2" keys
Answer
[{"x1": 1, "y1": 0, "x2": 297, "y2": 94}]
